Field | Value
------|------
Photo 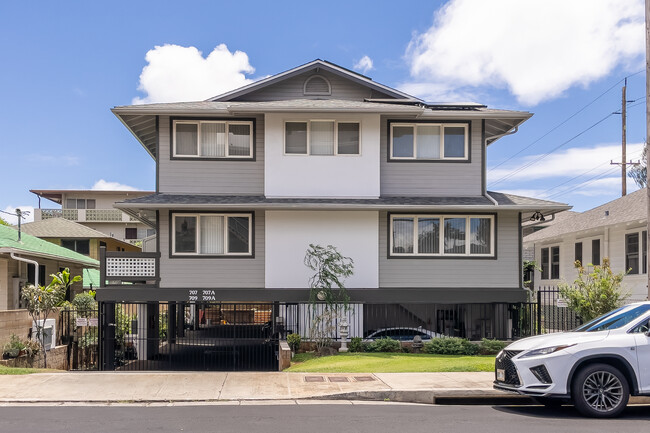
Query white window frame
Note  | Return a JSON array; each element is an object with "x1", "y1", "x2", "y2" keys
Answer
[
  {"x1": 389, "y1": 122, "x2": 469, "y2": 161},
  {"x1": 389, "y1": 214, "x2": 495, "y2": 257},
  {"x1": 624, "y1": 228, "x2": 647, "y2": 275},
  {"x1": 171, "y1": 213, "x2": 253, "y2": 256},
  {"x1": 283, "y1": 120, "x2": 361, "y2": 156},
  {"x1": 172, "y1": 120, "x2": 254, "y2": 158}
]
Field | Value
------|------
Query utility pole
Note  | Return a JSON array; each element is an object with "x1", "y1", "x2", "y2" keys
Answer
[
  {"x1": 622, "y1": 78, "x2": 627, "y2": 196},
  {"x1": 646, "y1": 0, "x2": 650, "y2": 300}
]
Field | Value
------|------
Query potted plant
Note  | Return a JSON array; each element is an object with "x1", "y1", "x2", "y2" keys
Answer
[{"x1": 2, "y1": 334, "x2": 26, "y2": 359}]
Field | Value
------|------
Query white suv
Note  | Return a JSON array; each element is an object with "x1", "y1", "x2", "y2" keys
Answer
[{"x1": 494, "y1": 302, "x2": 650, "y2": 417}]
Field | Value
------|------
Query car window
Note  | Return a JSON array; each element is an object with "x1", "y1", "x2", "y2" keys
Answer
[
  {"x1": 575, "y1": 305, "x2": 650, "y2": 332},
  {"x1": 630, "y1": 318, "x2": 650, "y2": 334}
]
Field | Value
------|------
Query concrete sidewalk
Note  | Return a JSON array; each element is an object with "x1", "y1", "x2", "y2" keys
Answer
[
  {"x1": 1, "y1": 372, "x2": 648, "y2": 405},
  {"x1": 0, "y1": 371, "x2": 511, "y2": 404}
]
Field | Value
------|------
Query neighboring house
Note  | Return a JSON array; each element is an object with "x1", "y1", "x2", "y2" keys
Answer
[
  {"x1": 524, "y1": 188, "x2": 649, "y2": 302},
  {"x1": 0, "y1": 224, "x2": 99, "y2": 310},
  {"x1": 30, "y1": 189, "x2": 155, "y2": 244},
  {"x1": 20, "y1": 218, "x2": 140, "y2": 260},
  {"x1": 97, "y1": 59, "x2": 569, "y2": 370}
]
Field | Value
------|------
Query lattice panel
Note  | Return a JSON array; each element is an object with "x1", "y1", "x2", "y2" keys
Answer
[
  {"x1": 86, "y1": 209, "x2": 123, "y2": 221},
  {"x1": 106, "y1": 257, "x2": 156, "y2": 277}
]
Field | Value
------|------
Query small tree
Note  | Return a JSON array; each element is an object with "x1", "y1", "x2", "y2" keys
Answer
[
  {"x1": 49, "y1": 267, "x2": 82, "y2": 302},
  {"x1": 559, "y1": 259, "x2": 630, "y2": 322},
  {"x1": 304, "y1": 244, "x2": 354, "y2": 352},
  {"x1": 21, "y1": 281, "x2": 65, "y2": 368}
]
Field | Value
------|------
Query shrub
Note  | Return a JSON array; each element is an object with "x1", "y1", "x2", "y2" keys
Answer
[
  {"x1": 72, "y1": 291, "x2": 97, "y2": 314},
  {"x1": 287, "y1": 333, "x2": 301, "y2": 353},
  {"x1": 348, "y1": 337, "x2": 366, "y2": 353},
  {"x1": 478, "y1": 339, "x2": 508, "y2": 355},
  {"x1": 2, "y1": 334, "x2": 25, "y2": 358},
  {"x1": 422, "y1": 337, "x2": 479, "y2": 355},
  {"x1": 366, "y1": 337, "x2": 401, "y2": 353}
]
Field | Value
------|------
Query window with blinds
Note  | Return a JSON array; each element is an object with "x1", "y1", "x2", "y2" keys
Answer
[
  {"x1": 172, "y1": 213, "x2": 252, "y2": 256},
  {"x1": 390, "y1": 214, "x2": 494, "y2": 257},
  {"x1": 173, "y1": 120, "x2": 253, "y2": 158},
  {"x1": 284, "y1": 121, "x2": 360, "y2": 155},
  {"x1": 390, "y1": 122, "x2": 468, "y2": 160}
]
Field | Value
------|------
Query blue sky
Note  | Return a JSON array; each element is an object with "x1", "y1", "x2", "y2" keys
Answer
[{"x1": 0, "y1": 0, "x2": 646, "y2": 224}]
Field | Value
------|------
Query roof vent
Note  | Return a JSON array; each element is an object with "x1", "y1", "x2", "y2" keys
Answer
[
  {"x1": 604, "y1": 210, "x2": 609, "y2": 217},
  {"x1": 304, "y1": 75, "x2": 331, "y2": 96}
]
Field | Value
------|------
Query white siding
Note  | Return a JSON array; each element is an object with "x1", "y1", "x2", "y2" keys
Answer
[
  {"x1": 264, "y1": 113, "x2": 380, "y2": 197},
  {"x1": 265, "y1": 211, "x2": 379, "y2": 288}
]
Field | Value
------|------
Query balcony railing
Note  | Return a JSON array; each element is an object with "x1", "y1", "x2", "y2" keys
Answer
[
  {"x1": 36, "y1": 208, "x2": 132, "y2": 223},
  {"x1": 99, "y1": 247, "x2": 160, "y2": 287}
]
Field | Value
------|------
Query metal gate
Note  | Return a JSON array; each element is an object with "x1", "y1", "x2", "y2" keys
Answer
[
  {"x1": 58, "y1": 308, "x2": 100, "y2": 371},
  {"x1": 98, "y1": 302, "x2": 278, "y2": 371}
]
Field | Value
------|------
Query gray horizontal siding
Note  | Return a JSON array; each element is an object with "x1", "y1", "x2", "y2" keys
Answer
[
  {"x1": 158, "y1": 115, "x2": 264, "y2": 194},
  {"x1": 380, "y1": 118, "x2": 483, "y2": 196},
  {"x1": 158, "y1": 211, "x2": 264, "y2": 288},
  {"x1": 379, "y1": 211, "x2": 520, "y2": 294},
  {"x1": 233, "y1": 70, "x2": 391, "y2": 102}
]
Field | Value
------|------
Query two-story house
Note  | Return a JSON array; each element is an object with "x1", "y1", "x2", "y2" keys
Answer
[
  {"x1": 98, "y1": 60, "x2": 569, "y2": 371},
  {"x1": 31, "y1": 189, "x2": 155, "y2": 244}
]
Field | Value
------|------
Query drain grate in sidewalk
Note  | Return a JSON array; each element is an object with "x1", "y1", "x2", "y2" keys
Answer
[
  {"x1": 328, "y1": 377, "x2": 349, "y2": 383},
  {"x1": 353, "y1": 376, "x2": 375, "y2": 382},
  {"x1": 304, "y1": 376, "x2": 325, "y2": 383}
]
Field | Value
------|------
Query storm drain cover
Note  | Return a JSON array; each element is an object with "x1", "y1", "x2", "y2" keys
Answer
[
  {"x1": 354, "y1": 376, "x2": 375, "y2": 382},
  {"x1": 304, "y1": 376, "x2": 325, "y2": 382},
  {"x1": 328, "y1": 376, "x2": 349, "y2": 383}
]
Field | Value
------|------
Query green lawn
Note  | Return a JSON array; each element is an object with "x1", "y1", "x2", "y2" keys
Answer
[
  {"x1": 286, "y1": 352, "x2": 496, "y2": 373},
  {"x1": 0, "y1": 364, "x2": 53, "y2": 375}
]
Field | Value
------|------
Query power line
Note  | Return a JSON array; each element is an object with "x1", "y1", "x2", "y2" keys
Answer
[
  {"x1": 546, "y1": 167, "x2": 620, "y2": 200},
  {"x1": 490, "y1": 112, "x2": 617, "y2": 186},
  {"x1": 489, "y1": 70, "x2": 644, "y2": 173}
]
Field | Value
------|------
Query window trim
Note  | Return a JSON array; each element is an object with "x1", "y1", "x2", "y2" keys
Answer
[
  {"x1": 170, "y1": 212, "x2": 254, "y2": 258},
  {"x1": 574, "y1": 241, "x2": 583, "y2": 264},
  {"x1": 624, "y1": 228, "x2": 647, "y2": 275},
  {"x1": 171, "y1": 118, "x2": 255, "y2": 160},
  {"x1": 550, "y1": 246, "x2": 560, "y2": 279},
  {"x1": 283, "y1": 120, "x2": 362, "y2": 156},
  {"x1": 388, "y1": 213, "x2": 496, "y2": 258},
  {"x1": 388, "y1": 121, "x2": 470, "y2": 162}
]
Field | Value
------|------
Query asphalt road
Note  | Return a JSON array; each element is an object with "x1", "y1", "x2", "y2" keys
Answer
[{"x1": 1, "y1": 403, "x2": 649, "y2": 432}]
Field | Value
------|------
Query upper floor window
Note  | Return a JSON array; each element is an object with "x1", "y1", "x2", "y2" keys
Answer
[
  {"x1": 390, "y1": 214, "x2": 494, "y2": 257},
  {"x1": 389, "y1": 122, "x2": 468, "y2": 160},
  {"x1": 625, "y1": 230, "x2": 647, "y2": 275},
  {"x1": 173, "y1": 120, "x2": 253, "y2": 159},
  {"x1": 172, "y1": 213, "x2": 252, "y2": 256},
  {"x1": 65, "y1": 198, "x2": 96, "y2": 209},
  {"x1": 285, "y1": 121, "x2": 360, "y2": 156}
]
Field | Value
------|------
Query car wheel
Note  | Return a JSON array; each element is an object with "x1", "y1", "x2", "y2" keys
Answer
[
  {"x1": 533, "y1": 397, "x2": 567, "y2": 407},
  {"x1": 571, "y1": 363, "x2": 629, "y2": 418}
]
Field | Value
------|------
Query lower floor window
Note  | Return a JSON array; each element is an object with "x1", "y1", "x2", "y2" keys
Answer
[
  {"x1": 390, "y1": 214, "x2": 494, "y2": 257},
  {"x1": 173, "y1": 213, "x2": 252, "y2": 256}
]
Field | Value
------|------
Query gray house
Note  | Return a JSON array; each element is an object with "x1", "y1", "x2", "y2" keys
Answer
[{"x1": 97, "y1": 60, "x2": 569, "y2": 370}]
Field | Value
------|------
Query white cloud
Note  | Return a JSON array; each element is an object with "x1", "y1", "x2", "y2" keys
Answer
[
  {"x1": 91, "y1": 180, "x2": 138, "y2": 191},
  {"x1": 353, "y1": 56, "x2": 374, "y2": 74},
  {"x1": 406, "y1": 0, "x2": 644, "y2": 105},
  {"x1": 133, "y1": 44, "x2": 255, "y2": 104},
  {"x1": 2, "y1": 206, "x2": 35, "y2": 225},
  {"x1": 397, "y1": 81, "x2": 481, "y2": 103},
  {"x1": 488, "y1": 142, "x2": 645, "y2": 183}
]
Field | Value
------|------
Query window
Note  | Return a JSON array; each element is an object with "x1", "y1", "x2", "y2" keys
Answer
[
  {"x1": 27, "y1": 264, "x2": 46, "y2": 287},
  {"x1": 390, "y1": 122, "x2": 468, "y2": 160},
  {"x1": 125, "y1": 228, "x2": 138, "y2": 240},
  {"x1": 541, "y1": 248, "x2": 549, "y2": 280},
  {"x1": 574, "y1": 242, "x2": 582, "y2": 264},
  {"x1": 643, "y1": 231, "x2": 647, "y2": 274},
  {"x1": 173, "y1": 120, "x2": 253, "y2": 158},
  {"x1": 626, "y1": 233, "x2": 640, "y2": 275},
  {"x1": 64, "y1": 199, "x2": 95, "y2": 209},
  {"x1": 551, "y1": 246, "x2": 560, "y2": 279},
  {"x1": 61, "y1": 239, "x2": 90, "y2": 255},
  {"x1": 172, "y1": 213, "x2": 252, "y2": 256},
  {"x1": 591, "y1": 239, "x2": 600, "y2": 266},
  {"x1": 390, "y1": 214, "x2": 493, "y2": 257},
  {"x1": 284, "y1": 121, "x2": 360, "y2": 155}
]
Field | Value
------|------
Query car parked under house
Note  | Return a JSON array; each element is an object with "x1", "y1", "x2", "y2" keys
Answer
[{"x1": 96, "y1": 59, "x2": 569, "y2": 371}]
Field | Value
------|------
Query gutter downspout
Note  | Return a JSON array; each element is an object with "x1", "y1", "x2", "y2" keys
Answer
[{"x1": 10, "y1": 251, "x2": 39, "y2": 288}]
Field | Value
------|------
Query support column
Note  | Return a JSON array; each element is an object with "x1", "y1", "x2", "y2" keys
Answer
[{"x1": 101, "y1": 302, "x2": 116, "y2": 371}]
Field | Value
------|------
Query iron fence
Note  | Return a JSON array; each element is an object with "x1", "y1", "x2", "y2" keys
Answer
[{"x1": 58, "y1": 308, "x2": 100, "y2": 371}]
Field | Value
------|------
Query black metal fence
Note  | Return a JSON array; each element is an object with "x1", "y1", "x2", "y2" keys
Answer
[{"x1": 57, "y1": 293, "x2": 582, "y2": 372}]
